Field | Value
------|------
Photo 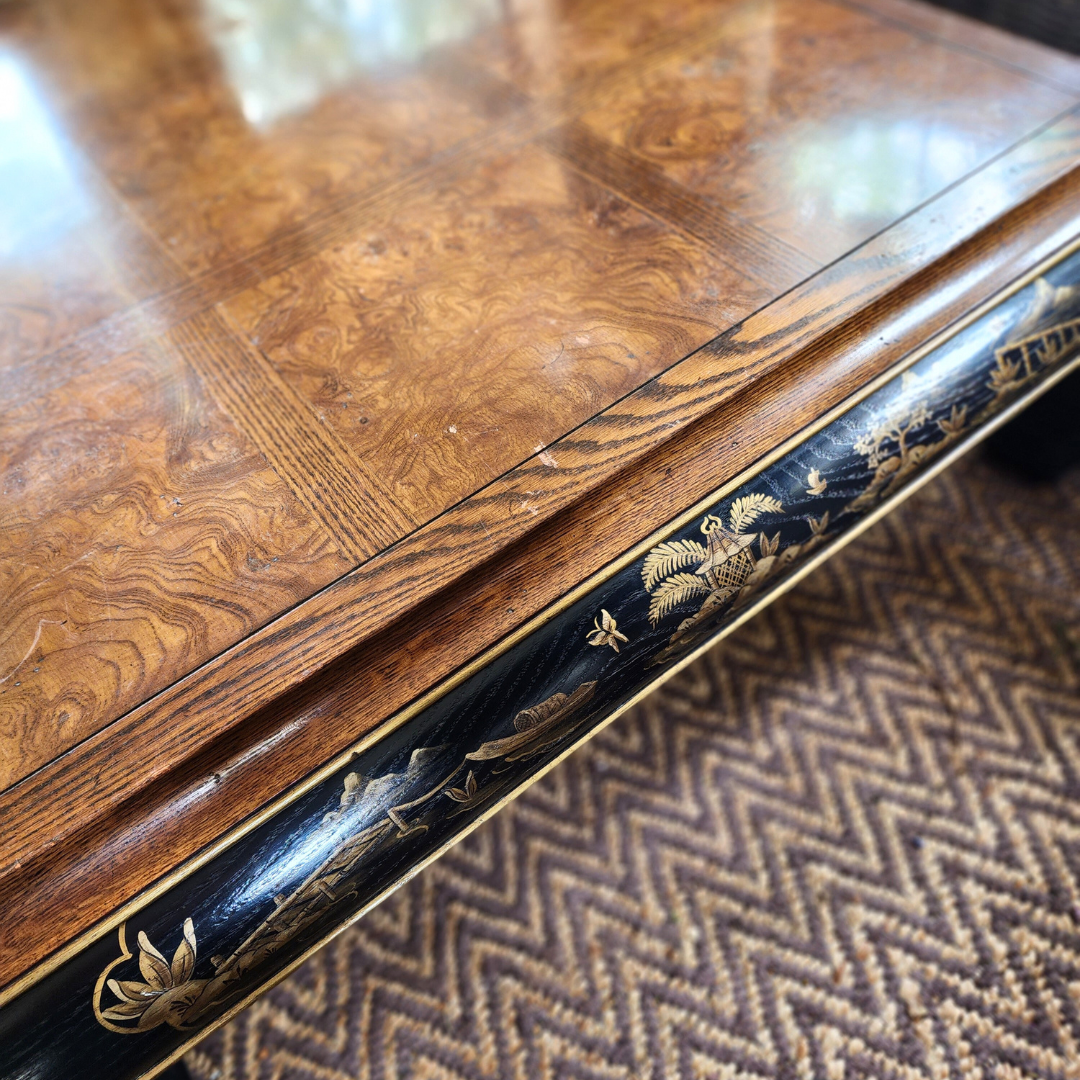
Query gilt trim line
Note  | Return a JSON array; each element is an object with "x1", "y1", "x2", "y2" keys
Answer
[{"x1": 3, "y1": 242, "x2": 1080, "y2": 1080}]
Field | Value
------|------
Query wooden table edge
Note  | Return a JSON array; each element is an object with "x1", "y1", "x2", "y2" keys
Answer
[{"x1": 2, "y1": 109, "x2": 1079, "y2": 891}]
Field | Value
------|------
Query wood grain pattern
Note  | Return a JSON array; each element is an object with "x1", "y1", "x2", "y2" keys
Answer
[
  {"x1": 2, "y1": 0, "x2": 1080, "y2": 1001},
  {"x1": 4, "y1": 0, "x2": 1065, "y2": 405},
  {"x1": 838, "y1": 0, "x2": 1080, "y2": 95},
  {"x1": 0, "y1": 132, "x2": 515, "y2": 417},
  {"x1": 4, "y1": 231, "x2": 1080, "y2": 1080},
  {"x1": 541, "y1": 120, "x2": 819, "y2": 290},
  {"x1": 573, "y1": 0, "x2": 1075, "y2": 264},
  {"x1": 0, "y1": 0, "x2": 791, "y2": 415},
  {"x1": 11, "y1": 0, "x2": 494, "y2": 276},
  {"x1": 10, "y1": 245, "x2": 1078, "y2": 1078},
  {"x1": 0, "y1": 123, "x2": 184, "y2": 372},
  {"x1": 463, "y1": 0, "x2": 762, "y2": 102},
  {"x1": 223, "y1": 142, "x2": 773, "y2": 522},
  {"x1": 170, "y1": 310, "x2": 414, "y2": 558},
  {"x1": 0, "y1": 340, "x2": 350, "y2": 789}
]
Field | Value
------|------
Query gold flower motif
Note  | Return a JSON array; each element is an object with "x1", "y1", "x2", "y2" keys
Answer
[
  {"x1": 587, "y1": 609, "x2": 629, "y2": 652},
  {"x1": 937, "y1": 403, "x2": 968, "y2": 437},
  {"x1": 100, "y1": 919, "x2": 203, "y2": 1031}
]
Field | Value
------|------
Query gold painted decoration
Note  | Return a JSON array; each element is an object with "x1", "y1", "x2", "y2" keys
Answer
[
  {"x1": 806, "y1": 468, "x2": 827, "y2": 496},
  {"x1": 467, "y1": 682, "x2": 598, "y2": 763},
  {"x1": 642, "y1": 267, "x2": 1080, "y2": 660},
  {"x1": 93, "y1": 681, "x2": 601, "y2": 1034},
  {"x1": 94, "y1": 921, "x2": 203, "y2": 1033},
  {"x1": 80, "y1": 258, "x2": 1080, "y2": 1056},
  {"x1": 643, "y1": 495, "x2": 783, "y2": 655},
  {"x1": 989, "y1": 319, "x2": 1080, "y2": 403},
  {"x1": 587, "y1": 609, "x2": 629, "y2": 651}
]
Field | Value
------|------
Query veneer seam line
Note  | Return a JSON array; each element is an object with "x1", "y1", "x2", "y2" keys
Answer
[
  {"x1": 0, "y1": 0, "x2": 765, "y2": 411},
  {"x1": 539, "y1": 122, "x2": 821, "y2": 287}
]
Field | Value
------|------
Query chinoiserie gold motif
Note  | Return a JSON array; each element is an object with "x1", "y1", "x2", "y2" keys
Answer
[
  {"x1": 94, "y1": 682, "x2": 599, "y2": 1034},
  {"x1": 845, "y1": 391, "x2": 969, "y2": 514},
  {"x1": 643, "y1": 272, "x2": 1080, "y2": 656},
  {"x1": 93, "y1": 921, "x2": 202, "y2": 1033},
  {"x1": 643, "y1": 494, "x2": 782, "y2": 626},
  {"x1": 587, "y1": 609, "x2": 629, "y2": 652},
  {"x1": 984, "y1": 277, "x2": 1079, "y2": 403},
  {"x1": 643, "y1": 494, "x2": 798, "y2": 662},
  {"x1": 806, "y1": 469, "x2": 827, "y2": 496},
  {"x1": 466, "y1": 681, "x2": 597, "y2": 764}
]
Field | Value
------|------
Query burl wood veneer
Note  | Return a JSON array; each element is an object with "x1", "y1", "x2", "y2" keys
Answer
[{"x1": 2, "y1": 0, "x2": 1080, "y2": 1025}]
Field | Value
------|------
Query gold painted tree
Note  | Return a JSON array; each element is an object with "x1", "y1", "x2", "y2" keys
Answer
[{"x1": 643, "y1": 494, "x2": 782, "y2": 626}]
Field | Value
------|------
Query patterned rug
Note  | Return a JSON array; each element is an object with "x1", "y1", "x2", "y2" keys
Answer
[{"x1": 185, "y1": 449, "x2": 1080, "y2": 1080}]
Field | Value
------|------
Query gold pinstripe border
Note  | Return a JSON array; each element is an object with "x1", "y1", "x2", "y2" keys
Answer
[{"x1": 2, "y1": 231, "x2": 1078, "y2": 1035}]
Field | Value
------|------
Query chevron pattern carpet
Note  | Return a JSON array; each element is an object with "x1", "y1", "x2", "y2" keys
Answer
[{"x1": 185, "y1": 450, "x2": 1080, "y2": 1080}]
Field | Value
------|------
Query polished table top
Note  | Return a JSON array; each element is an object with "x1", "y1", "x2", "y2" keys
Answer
[{"x1": 2, "y1": 0, "x2": 1080, "y2": 996}]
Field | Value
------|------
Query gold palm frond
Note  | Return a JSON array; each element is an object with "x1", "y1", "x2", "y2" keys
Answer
[
  {"x1": 647, "y1": 573, "x2": 710, "y2": 626},
  {"x1": 728, "y1": 494, "x2": 783, "y2": 534},
  {"x1": 642, "y1": 539, "x2": 707, "y2": 591}
]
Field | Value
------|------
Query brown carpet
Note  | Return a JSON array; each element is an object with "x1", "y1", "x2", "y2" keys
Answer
[{"x1": 185, "y1": 450, "x2": 1080, "y2": 1080}]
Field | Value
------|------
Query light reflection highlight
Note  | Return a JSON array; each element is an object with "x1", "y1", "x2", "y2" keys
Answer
[
  {"x1": 790, "y1": 117, "x2": 1003, "y2": 225},
  {"x1": 0, "y1": 56, "x2": 88, "y2": 258},
  {"x1": 204, "y1": 0, "x2": 499, "y2": 127}
]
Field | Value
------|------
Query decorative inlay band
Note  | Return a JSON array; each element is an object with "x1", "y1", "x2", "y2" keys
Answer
[{"x1": 2, "y1": 246, "x2": 1079, "y2": 1080}]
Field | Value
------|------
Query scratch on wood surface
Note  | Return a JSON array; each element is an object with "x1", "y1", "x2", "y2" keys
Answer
[
  {"x1": 99, "y1": 564, "x2": 112, "y2": 628},
  {"x1": 534, "y1": 444, "x2": 558, "y2": 468},
  {"x1": 0, "y1": 619, "x2": 66, "y2": 685}
]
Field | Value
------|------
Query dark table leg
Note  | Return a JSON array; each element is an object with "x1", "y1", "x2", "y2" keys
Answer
[{"x1": 984, "y1": 367, "x2": 1080, "y2": 481}]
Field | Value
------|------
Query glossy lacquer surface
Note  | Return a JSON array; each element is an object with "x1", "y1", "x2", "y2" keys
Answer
[
  {"x1": 4, "y1": 230, "x2": 1079, "y2": 1080},
  {"x1": 2, "y1": 0, "x2": 1079, "y2": 799}
]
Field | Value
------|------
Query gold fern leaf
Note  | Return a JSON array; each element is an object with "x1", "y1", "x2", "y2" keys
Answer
[
  {"x1": 647, "y1": 572, "x2": 710, "y2": 626},
  {"x1": 642, "y1": 539, "x2": 707, "y2": 591},
  {"x1": 728, "y1": 494, "x2": 783, "y2": 534}
]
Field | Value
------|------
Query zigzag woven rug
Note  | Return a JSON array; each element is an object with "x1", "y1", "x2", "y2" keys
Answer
[{"x1": 185, "y1": 450, "x2": 1080, "y2": 1080}]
